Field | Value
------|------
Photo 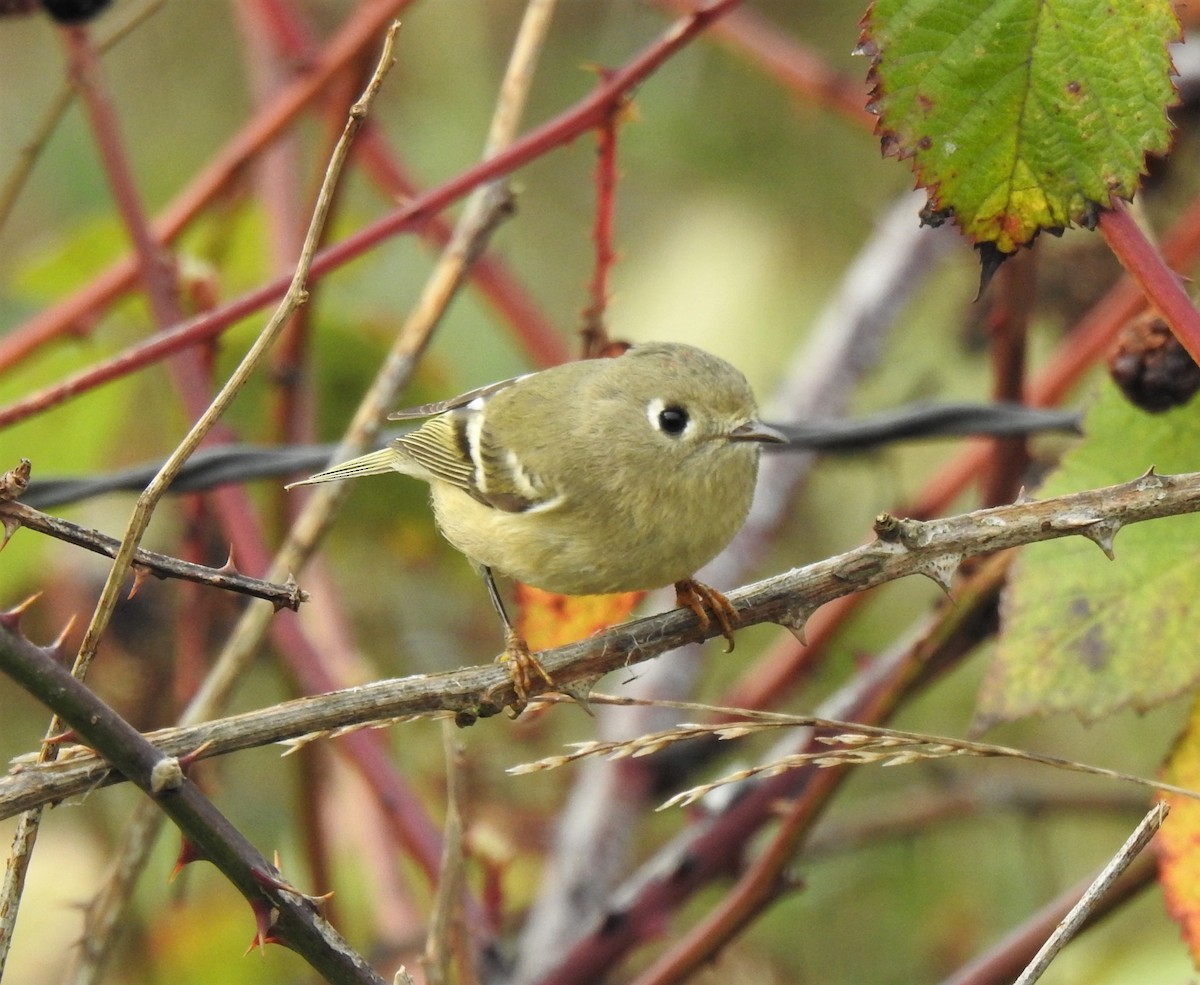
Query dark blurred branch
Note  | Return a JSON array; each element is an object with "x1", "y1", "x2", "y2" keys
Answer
[
  {"x1": 19, "y1": 403, "x2": 1081, "y2": 510},
  {"x1": 0, "y1": 617, "x2": 384, "y2": 985}
]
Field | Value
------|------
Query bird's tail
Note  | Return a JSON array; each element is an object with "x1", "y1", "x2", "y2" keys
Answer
[{"x1": 285, "y1": 448, "x2": 401, "y2": 489}]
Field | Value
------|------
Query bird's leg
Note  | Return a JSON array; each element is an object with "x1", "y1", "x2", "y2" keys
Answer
[
  {"x1": 482, "y1": 566, "x2": 553, "y2": 707},
  {"x1": 674, "y1": 578, "x2": 739, "y2": 652}
]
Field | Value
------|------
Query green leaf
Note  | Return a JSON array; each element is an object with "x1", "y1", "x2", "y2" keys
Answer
[
  {"x1": 977, "y1": 383, "x2": 1200, "y2": 726},
  {"x1": 861, "y1": 0, "x2": 1179, "y2": 253}
]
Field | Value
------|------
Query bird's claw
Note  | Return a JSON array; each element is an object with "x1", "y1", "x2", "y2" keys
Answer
[
  {"x1": 491, "y1": 629, "x2": 553, "y2": 713},
  {"x1": 674, "y1": 578, "x2": 738, "y2": 652}
]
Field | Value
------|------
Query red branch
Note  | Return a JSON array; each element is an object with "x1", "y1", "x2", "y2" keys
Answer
[
  {"x1": 581, "y1": 83, "x2": 621, "y2": 358},
  {"x1": 1099, "y1": 198, "x2": 1200, "y2": 365},
  {"x1": 0, "y1": 0, "x2": 414, "y2": 372},
  {"x1": 61, "y1": 24, "x2": 183, "y2": 330},
  {"x1": 0, "y1": 0, "x2": 746, "y2": 430}
]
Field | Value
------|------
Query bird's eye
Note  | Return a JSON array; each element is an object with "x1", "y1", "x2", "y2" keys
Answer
[{"x1": 656, "y1": 404, "x2": 689, "y2": 436}]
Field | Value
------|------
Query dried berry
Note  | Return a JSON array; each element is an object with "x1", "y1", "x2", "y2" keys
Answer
[{"x1": 1109, "y1": 314, "x2": 1200, "y2": 412}]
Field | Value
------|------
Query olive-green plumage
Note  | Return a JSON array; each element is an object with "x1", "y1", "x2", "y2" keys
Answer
[{"x1": 291, "y1": 342, "x2": 783, "y2": 595}]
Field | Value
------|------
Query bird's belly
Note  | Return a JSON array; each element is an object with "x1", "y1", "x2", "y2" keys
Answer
[{"x1": 429, "y1": 480, "x2": 746, "y2": 596}]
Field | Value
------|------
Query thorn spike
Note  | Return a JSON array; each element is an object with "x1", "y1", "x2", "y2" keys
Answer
[
  {"x1": 1, "y1": 515, "x2": 20, "y2": 550},
  {"x1": 917, "y1": 554, "x2": 960, "y2": 595},
  {"x1": 169, "y1": 837, "x2": 205, "y2": 882},
  {"x1": 1080, "y1": 519, "x2": 1120, "y2": 560},
  {"x1": 127, "y1": 566, "x2": 151, "y2": 601},
  {"x1": 245, "y1": 897, "x2": 279, "y2": 955},
  {"x1": 48, "y1": 614, "x2": 78, "y2": 659},
  {"x1": 778, "y1": 605, "x2": 814, "y2": 645},
  {"x1": 0, "y1": 593, "x2": 42, "y2": 631}
]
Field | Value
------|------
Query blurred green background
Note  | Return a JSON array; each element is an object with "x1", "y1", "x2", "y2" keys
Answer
[{"x1": 0, "y1": 2, "x2": 1194, "y2": 983}]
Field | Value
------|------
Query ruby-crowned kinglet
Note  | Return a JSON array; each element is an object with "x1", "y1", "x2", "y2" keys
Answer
[{"x1": 289, "y1": 342, "x2": 785, "y2": 703}]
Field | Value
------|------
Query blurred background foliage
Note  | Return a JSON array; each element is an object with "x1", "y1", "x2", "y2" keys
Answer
[{"x1": 0, "y1": 2, "x2": 1196, "y2": 983}]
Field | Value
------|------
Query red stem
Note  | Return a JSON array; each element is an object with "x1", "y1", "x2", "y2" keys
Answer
[
  {"x1": 1099, "y1": 198, "x2": 1200, "y2": 365},
  {"x1": 61, "y1": 25, "x2": 182, "y2": 329},
  {"x1": 0, "y1": 0, "x2": 414, "y2": 372},
  {"x1": 982, "y1": 251, "x2": 1033, "y2": 507},
  {"x1": 581, "y1": 93, "x2": 620, "y2": 357}
]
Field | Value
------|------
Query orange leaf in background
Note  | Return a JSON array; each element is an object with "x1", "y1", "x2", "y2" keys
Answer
[
  {"x1": 515, "y1": 584, "x2": 645, "y2": 651},
  {"x1": 1156, "y1": 692, "x2": 1200, "y2": 966}
]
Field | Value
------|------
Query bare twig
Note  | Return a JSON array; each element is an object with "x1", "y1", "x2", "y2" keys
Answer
[
  {"x1": 1013, "y1": 802, "x2": 1168, "y2": 985},
  {"x1": 0, "y1": 501, "x2": 306, "y2": 610},
  {"x1": 423, "y1": 721, "x2": 472, "y2": 985}
]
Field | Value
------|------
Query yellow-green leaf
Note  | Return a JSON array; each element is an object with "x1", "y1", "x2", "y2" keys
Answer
[{"x1": 861, "y1": 0, "x2": 1179, "y2": 253}]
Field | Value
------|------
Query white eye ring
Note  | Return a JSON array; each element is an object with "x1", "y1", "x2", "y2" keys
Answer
[{"x1": 647, "y1": 398, "x2": 690, "y2": 437}]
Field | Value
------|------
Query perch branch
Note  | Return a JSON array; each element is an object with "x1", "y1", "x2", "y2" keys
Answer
[{"x1": 6, "y1": 467, "x2": 1200, "y2": 818}]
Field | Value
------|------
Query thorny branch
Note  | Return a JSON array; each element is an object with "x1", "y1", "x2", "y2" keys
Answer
[
  {"x1": 0, "y1": 499, "x2": 306, "y2": 611},
  {"x1": 5, "y1": 466, "x2": 1200, "y2": 818}
]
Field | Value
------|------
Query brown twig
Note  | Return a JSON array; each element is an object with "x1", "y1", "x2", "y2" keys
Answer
[
  {"x1": 983, "y1": 250, "x2": 1034, "y2": 506},
  {"x1": 580, "y1": 78, "x2": 621, "y2": 358},
  {"x1": 423, "y1": 720, "x2": 472, "y2": 985}
]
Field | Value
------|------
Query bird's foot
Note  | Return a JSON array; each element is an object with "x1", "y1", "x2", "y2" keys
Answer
[
  {"x1": 493, "y1": 629, "x2": 553, "y2": 712},
  {"x1": 674, "y1": 578, "x2": 738, "y2": 652}
]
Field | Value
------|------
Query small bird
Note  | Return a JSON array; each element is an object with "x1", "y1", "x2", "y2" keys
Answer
[{"x1": 288, "y1": 342, "x2": 784, "y2": 705}]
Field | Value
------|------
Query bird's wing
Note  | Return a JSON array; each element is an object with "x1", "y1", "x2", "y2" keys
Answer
[
  {"x1": 470, "y1": 421, "x2": 562, "y2": 513},
  {"x1": 393, "y1": 413, "x2": 476, "y2": 491},
  {"x1": 387, "y1": 374, "x2": 530, "y2": 421},
  {"x1": 396, "y1": 405, "x2": 562, "y2": 514}
]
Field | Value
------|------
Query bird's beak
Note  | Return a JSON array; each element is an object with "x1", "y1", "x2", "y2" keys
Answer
[{"x1": 728, "y1": 419, "x2": 788, "y2": 444}]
